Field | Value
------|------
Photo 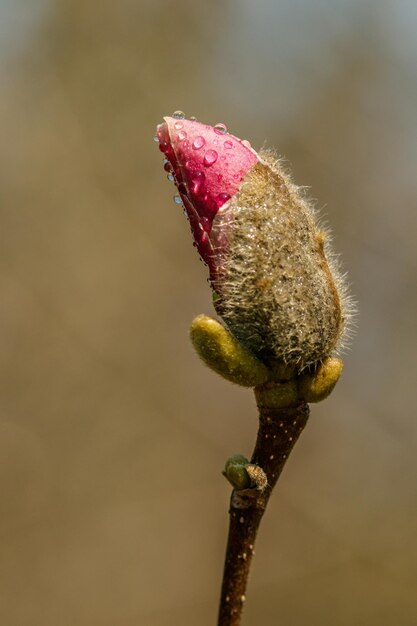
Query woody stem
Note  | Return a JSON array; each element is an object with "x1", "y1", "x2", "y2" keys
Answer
[{"x1": 217, "y1": 400, "x2": 310, "y2": 626}]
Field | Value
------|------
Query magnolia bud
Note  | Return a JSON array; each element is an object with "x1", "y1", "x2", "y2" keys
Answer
[{"x1": 156, "y1": 114, "x2": 351, "y2": 370}]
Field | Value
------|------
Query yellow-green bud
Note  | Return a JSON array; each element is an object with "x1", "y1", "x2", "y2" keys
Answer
[
  {"x1": 298, "y1": 357, "x2": 343, "y2": 403},
  {"x1": 190, "y1": 315, "x2": 269, "y2": 387}
]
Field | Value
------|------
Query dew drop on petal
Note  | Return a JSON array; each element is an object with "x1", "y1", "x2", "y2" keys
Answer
[
  {"x1": 216, "y1": 192, "x2": 231, "y2": 207},
  {"x1": 204, "y1": 149, "x2": 218, "y2": 167},
  {"x1": 163, "y1": 160, "x2": 172, "y2": 172},
  {"x1": 189, "y1": 116, "x2": 197, "y2": 121},
  {"x1": 172, "y1": 110, "x2": 185, "y2": 119},
  {"x1": 193, "y1": 136, "x2": 205, "y2": 150},
  {"x1": 153, "y1": 134, "x2": 160, "y2": 142},
  {"x1": 191, "y1": 169, "x2": 205, "y2": 193},
  {"x1": 224, "y1": 140, "x2": 233, "y2": 149},
  {"x1": 173, "y1": 194, "x2": 182, "y2": 204},
  {"x1": 214, "y1": 123, "x2": 227, "y2": 134},
  {"x1": 174, "y1": 121, "x2": 183, "y2": 130},
  {"x1": 167, "y1": 173, "x2": 174, "y2": 181},
  {"x1": 159, "y1": 141, "x2": 169, "y2": 153},
  {"x1": 177, "y1": 130, "x2": 187, "y2": 141},
  {"x1": 178, "y1": 182, "x2": 188, "y2": 195},
  {"x1": 241, "y1": 139, "x2": 251, "y2": 148},
  {"x1": 191, "y1": 169, "x2": 205, "y2": 184}
]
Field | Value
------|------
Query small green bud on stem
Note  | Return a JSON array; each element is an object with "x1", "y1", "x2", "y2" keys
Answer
[{"x1": 223, "y1": 455, "x2": 251, "y2": 490}]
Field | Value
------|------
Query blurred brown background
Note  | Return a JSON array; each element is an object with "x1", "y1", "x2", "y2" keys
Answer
[{"x1": 1, "y1": 1, "x2": 416, "y2": 625}]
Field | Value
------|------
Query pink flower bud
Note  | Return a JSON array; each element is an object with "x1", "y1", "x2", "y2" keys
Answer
[
  {"x1": 156, "y1": 114, "x2": 352, "y2": 369},
  {"x1": 156, "y1": 116, "x2": 258, "y2": 278}
]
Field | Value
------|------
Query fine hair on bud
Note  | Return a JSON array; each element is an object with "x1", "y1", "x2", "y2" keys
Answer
[{"x1": 212, "y1": 151, "x2": 353, "y2": 370}]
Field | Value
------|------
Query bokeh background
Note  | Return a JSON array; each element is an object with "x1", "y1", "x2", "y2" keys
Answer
[{"x1": 1, "y1": 1, "x2": 416, "y2": 624}]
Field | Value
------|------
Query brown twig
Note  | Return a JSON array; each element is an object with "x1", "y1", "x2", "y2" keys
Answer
[{"x1": 217, "y1": 400, "x2": 310, "y2": 626}]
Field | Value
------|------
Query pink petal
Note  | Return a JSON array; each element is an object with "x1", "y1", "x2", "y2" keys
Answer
[{"x1": 156, "y1": 117, "x2": 259, "y2": 272}]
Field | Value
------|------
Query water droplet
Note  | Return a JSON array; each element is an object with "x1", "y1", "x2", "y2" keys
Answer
[
  {"x1": 173, "y1": 194, "x2": 182, "y2": 204},
  {"x1": 217, "y1": 192, "x2": 230, "y2": 207},
  {"x1": 153, "y1": 134, "x2": 160, "y2": 142},
  {"x1": 172, "y1": 110, "x2": 185, "y2": 119},
  {"x1": 204, "y1": 150, "x2": 218, "y2": 167},
  {"x1": 191, "y1": 170, "x2": 205, "y2": 194},
  {"x1": 177, "y1": 130, "x2": 187, "y2": 141},
  {"x1": 192, "y1": 136, "x2": 205, "y2": 150},
  {"x1": 159, "y1": 141, "x2": 169, "y2": 153},
  {"x1": 163, "y1": 160, "x2": 172, "y2": 173},
  {"x1": 178, "y1": 182, "x2": 188, "y2": 195},
  {"x1": 189, "y1": 116, "x2": 197, "y2": 121},
  {"x1": 224, "y1": 140, "x2": 233, "y2": 149},
  {"x1": 214, "y1": 123, "x2": 227, "y2": 134},
  {"x1": 174, "y1": 121, "x2": 183, "y2": 130},
  {"x1": 191, "y1": 170, "x2": 205, "y2": 181},
  {"x1": 167, "y1": 173, "x2": 174, "y2": 181},
  {"x1": 241, "y1": 139, "x2": 251, "y2": 148},
  {"x1": 182, "y1": 140, "x2": 190, "y2": 150}
]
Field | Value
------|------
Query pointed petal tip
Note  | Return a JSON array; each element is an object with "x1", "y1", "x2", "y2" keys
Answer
[{"x1": 155, "y1": 114, "x2": 259, "y2": 271}]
